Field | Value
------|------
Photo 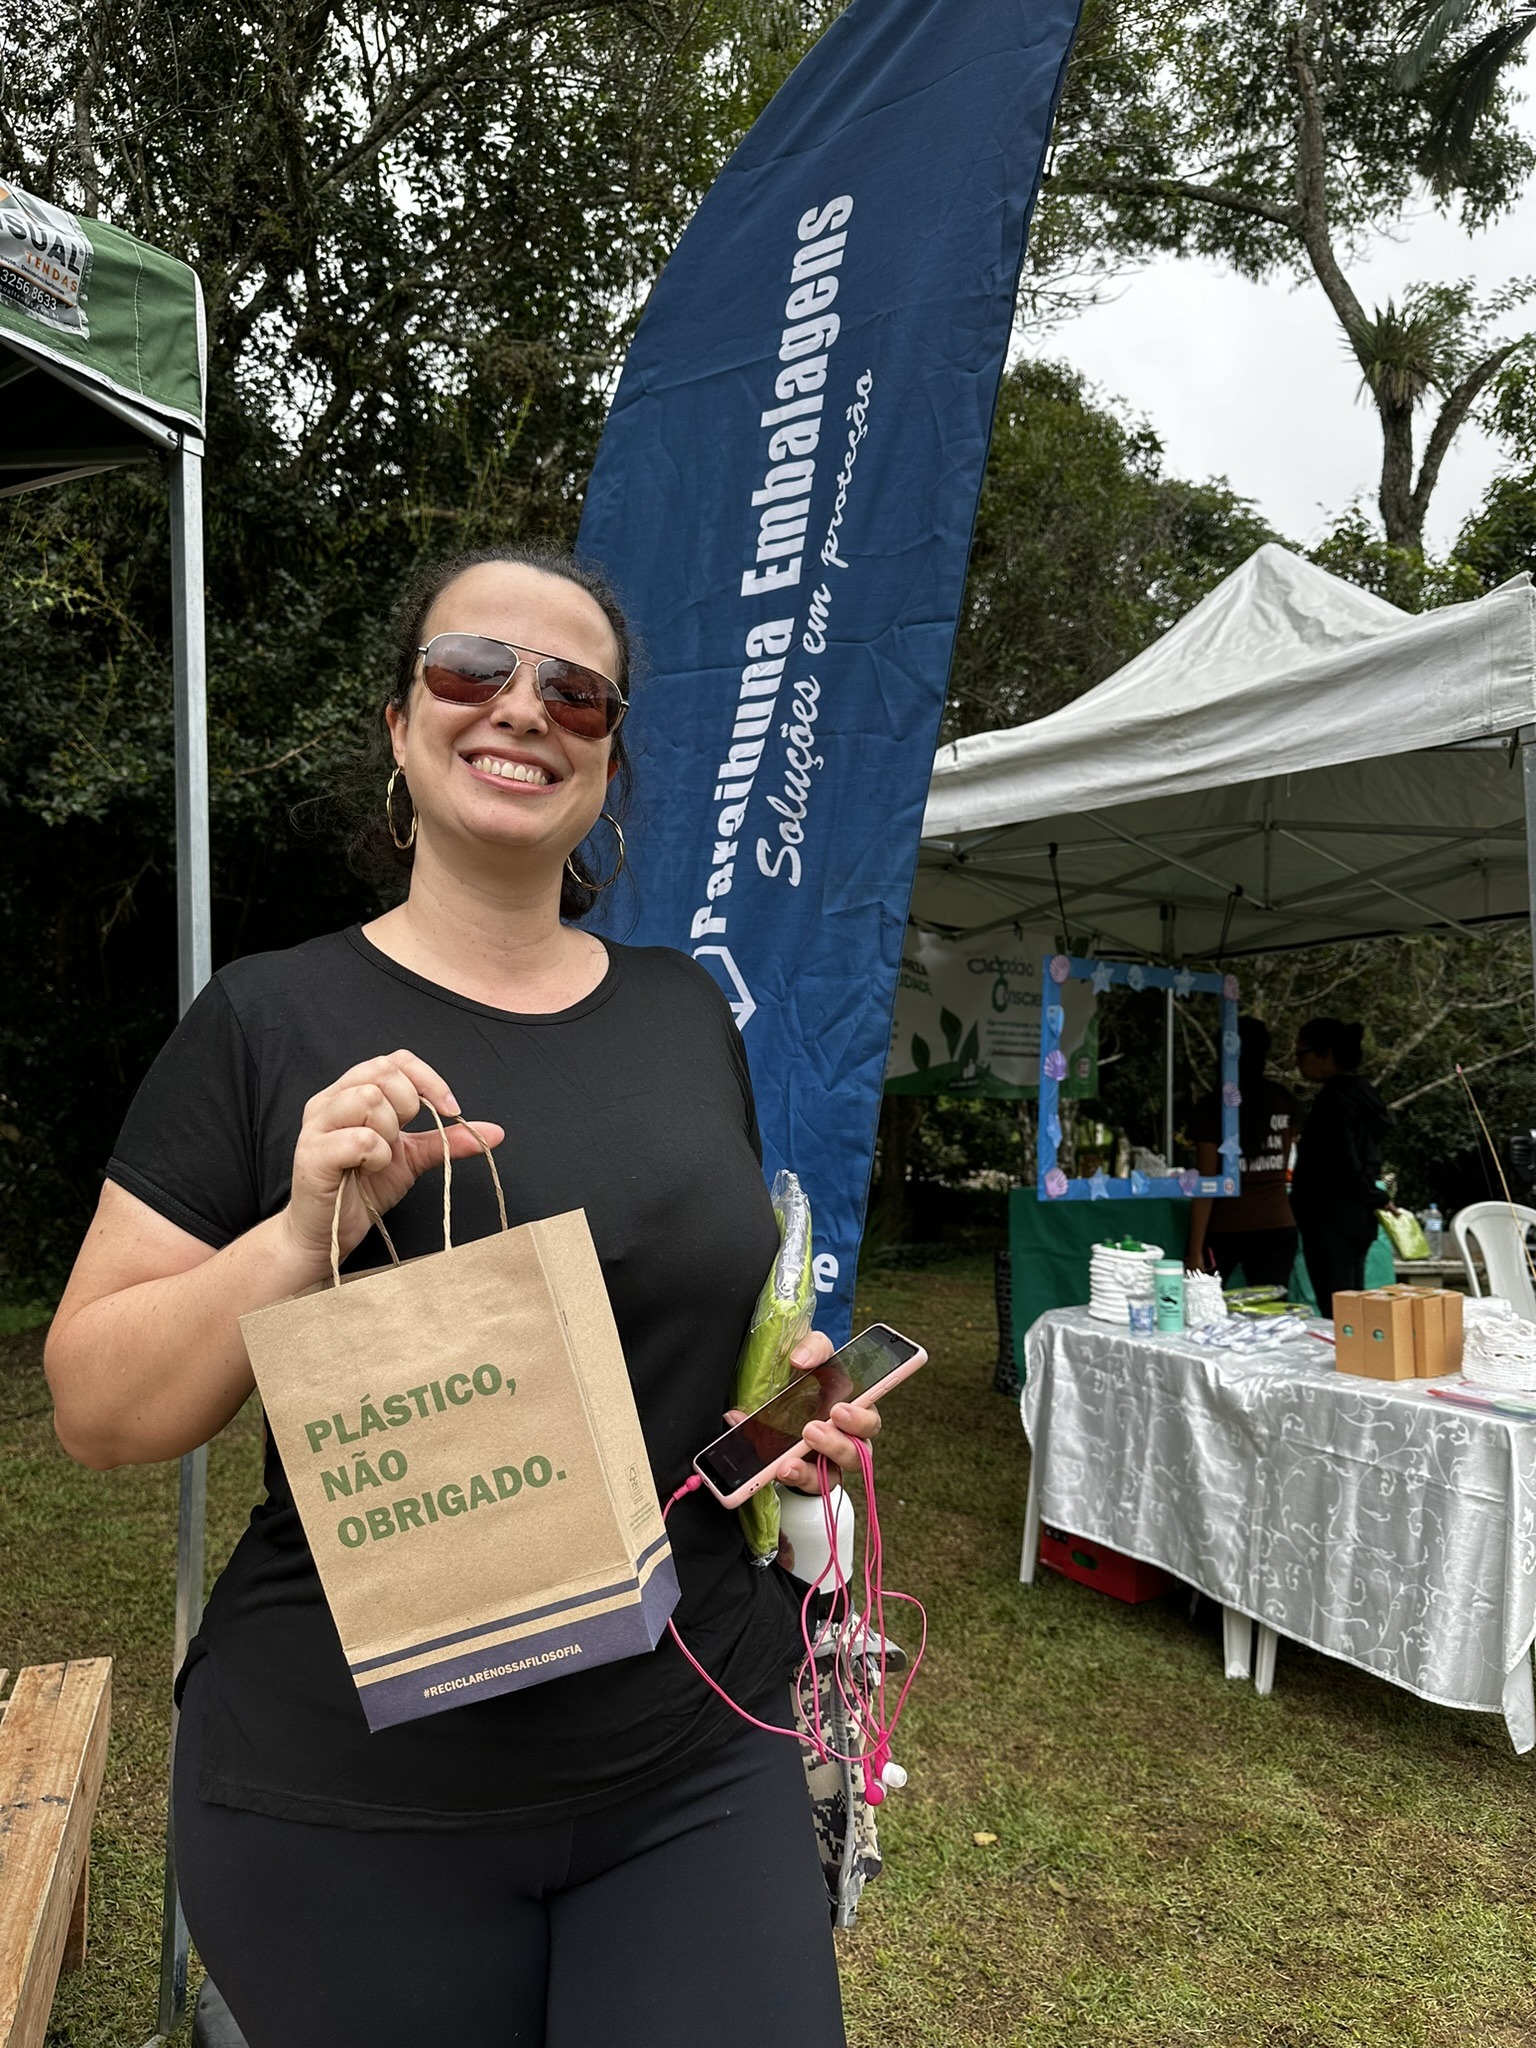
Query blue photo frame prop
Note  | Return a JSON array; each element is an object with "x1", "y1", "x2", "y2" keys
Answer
[{"x1": 1037, "y1": 956, "x2": 1241, "y2": 1203}]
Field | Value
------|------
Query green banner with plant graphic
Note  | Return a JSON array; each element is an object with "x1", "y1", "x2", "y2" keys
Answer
[{"x1": 885, "y1": 927, "x2": 1097, "y2": 1099}]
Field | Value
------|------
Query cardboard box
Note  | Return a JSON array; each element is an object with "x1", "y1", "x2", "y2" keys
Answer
[
  {"x1": 1388, "y1": 1284, "x2": 1465, "y2": 1377},
  {"x1": 1377, "y1": 1284, "x2": 1446, "y2": 1376},
  {"x1": 1408, "y1": 1290, "x2": 1449, "y2": 1376},
  {"x1": 1333, "y1": 1290, "x2": 1417, "y2": 1379},
  {"x1": 1440, "y1": 1287, "x2": 1464, "y2": 1373},
  {"x1": 1331, "y1": 1290, "x2": 1368, "y2": 1372},
  {"x1": 1343, "y1": 1286, "x2": 1474, "y2": 1384}
]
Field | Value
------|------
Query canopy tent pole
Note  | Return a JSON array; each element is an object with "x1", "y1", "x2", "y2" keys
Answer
[
  {"x1": 172, "y1": 440, "x2": 211, "y2": 1012},
  {"x1": 1161, "y1": 901, "x2": 1176, "y2": 1169},
  {"x1": 151, "y1": 1447, "x2": 205, "y2": 2040},
  {"x1": 1524, "y1": 729, "x2": 1536, "y2": 1028},
  {"x1": 147, "y1": 435, "x2": 211, "y2": 2046},
  {"x1": 1163, "y1": 987, "x2": 1175, "y2": 1169}
]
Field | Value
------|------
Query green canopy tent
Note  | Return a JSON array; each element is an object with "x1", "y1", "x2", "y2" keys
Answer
[{"x1": 0, "y1": 178, "x2": 208, "y2": 2045}]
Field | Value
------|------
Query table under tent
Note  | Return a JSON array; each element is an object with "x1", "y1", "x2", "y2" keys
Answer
[
  {"x1": 913, "y1": 541, "x2": 1536, "y2": 1732},
  {"x1": 0, "y1": 181, "x2": 209, "y2": 2045},
  {"x1": 913, "y1": 541, "x2": 1536, "y2": 1341}
]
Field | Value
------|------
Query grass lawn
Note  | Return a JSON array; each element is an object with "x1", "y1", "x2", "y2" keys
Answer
[{"x1": 5, "y1": 1257, "x2": 1536, "y2": 2045}]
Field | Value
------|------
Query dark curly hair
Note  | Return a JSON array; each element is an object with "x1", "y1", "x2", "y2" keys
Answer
[{"x1": 349, "y1": 546, "x2": 635, "y2": 920}]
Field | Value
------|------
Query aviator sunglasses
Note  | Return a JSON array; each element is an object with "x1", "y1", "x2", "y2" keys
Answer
[{"x1": 418, "y1": 632, "x2": 628, "y2": 739}]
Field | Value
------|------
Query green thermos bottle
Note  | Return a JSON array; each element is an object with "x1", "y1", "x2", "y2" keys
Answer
[{"x1": 1154, "y1": 1259, "x2": 1185, "y2": 1333}]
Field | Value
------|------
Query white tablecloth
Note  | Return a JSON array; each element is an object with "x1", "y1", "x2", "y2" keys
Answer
[{"x1": 1022, "y1": 1309, "x2": 1536, "y2": 1748}]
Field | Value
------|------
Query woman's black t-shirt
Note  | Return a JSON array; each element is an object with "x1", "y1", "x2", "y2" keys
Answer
[{"x1": 106, "y1": 928, "x2": 797, "y2": 1830}]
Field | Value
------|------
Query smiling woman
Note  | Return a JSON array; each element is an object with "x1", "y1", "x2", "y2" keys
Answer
[
  {"x1": 353, "y1": 545, "x2": 637, "y2": 933},
  {"x1": 41, "y1": 543, "x2": 874, "y2": 2048}
]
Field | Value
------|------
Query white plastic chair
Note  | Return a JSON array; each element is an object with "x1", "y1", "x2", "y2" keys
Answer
[{"x1": 1451, "y1": 1202, "x2": 1536, "y2": 1321}]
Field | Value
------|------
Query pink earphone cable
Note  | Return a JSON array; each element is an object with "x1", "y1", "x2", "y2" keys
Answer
[
  {"x1": 661, "y1": 1444, "x2": 926, "y2": 1779},
  {"x1": 660, "y1": 1475, "x2": 804, "y2": 1743}
]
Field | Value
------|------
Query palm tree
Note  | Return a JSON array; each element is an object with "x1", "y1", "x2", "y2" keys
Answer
[
  {"x1": 1397, "y1": 1, "x2": 1536, "y2": 190},
  {"x1": 1351, "y1": 288, "x2": 1490, "y2": 546}
]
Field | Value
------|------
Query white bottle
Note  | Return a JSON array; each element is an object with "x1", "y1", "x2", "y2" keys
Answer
[
  {"x1": 776, "y1": 1483, "x2": 856, "y2": 1589},
  {"x1": 1423, "y1": 1204, "x2": 1443, "y2": 1259}
]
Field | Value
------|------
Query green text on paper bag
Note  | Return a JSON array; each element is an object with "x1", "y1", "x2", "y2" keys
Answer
[{"x1": 240, "y1": 1207, "x2": 676, "y2": 1731}]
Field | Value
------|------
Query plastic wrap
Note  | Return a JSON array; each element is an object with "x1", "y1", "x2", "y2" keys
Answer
[
  {"x1": 733, "y1": 1171, "x2": 815, "y2": 1557},
  {"x1": 1377, "y1": 1208, "x2": 1432, "y2": 1261}
]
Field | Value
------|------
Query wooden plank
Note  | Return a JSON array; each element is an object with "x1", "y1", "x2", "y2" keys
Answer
[
  {"x1": 60, "y1": 1862, "x2": 88, "y2": 1976},
  {"x1": 0, "y1": 1659, "x2": 112, "y2": 2048}
]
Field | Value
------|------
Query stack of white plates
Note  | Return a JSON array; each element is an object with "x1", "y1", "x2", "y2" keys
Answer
[
  {"x1": 1462, "y1": 1297, "x2": 1536, "y2": 1390},
  {"x1": 1089, "y1": 1241, "x2": 1162, "y2": 1324}
]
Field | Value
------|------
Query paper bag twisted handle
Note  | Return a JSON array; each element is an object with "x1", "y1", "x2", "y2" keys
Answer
[
  {"x1": 327, "y1": 1097, "x2": 509, "y2": 1288},
  {"x1": 418, "y1": 1100, "x2": 510, "y2": 1247},
  {"x1": 329, "y1": 1175, "x2": 400, "y2": 1290}
]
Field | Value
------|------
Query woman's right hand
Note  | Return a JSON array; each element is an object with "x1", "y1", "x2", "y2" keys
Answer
[{"x1": 281, "y1": 1050, "x2": 505, "y2": 1275}]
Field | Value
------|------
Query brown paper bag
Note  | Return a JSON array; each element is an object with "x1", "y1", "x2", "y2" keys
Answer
[{"x1": 239, "y1": 1118, "x2": 676, "y2": 1732}]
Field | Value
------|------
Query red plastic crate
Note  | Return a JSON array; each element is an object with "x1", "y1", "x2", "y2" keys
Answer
[{"x1": 1039, "y1": 1525, "x2": 1174, "y2": 1603}]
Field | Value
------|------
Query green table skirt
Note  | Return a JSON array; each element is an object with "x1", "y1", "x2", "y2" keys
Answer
[{"x1": 1006, "y1": 1190, "x2": 1394, "y2": 1374}]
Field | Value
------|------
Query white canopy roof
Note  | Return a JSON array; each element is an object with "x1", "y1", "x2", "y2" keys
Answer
[{"x1": 914, "y1": 543, "x2": 1536, "y2": 957}]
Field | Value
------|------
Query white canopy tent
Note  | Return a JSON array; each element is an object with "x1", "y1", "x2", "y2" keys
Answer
[{"x1": 916, "y1": 544, "x2": 1536, "y2": 980}]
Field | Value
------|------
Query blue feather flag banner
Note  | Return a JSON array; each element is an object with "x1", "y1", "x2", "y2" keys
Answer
[{"x1": 578, "y1": 0, "x2": 1083, "y2": 1341}]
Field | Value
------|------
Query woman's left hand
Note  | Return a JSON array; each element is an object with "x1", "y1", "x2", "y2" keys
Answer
[{"x1": 725, "y1": 1330, "x2": 882, "y2": 1495}]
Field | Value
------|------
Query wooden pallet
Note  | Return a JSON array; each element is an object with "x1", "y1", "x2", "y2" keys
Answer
[{"x1": 0, "y1": 1660, "x2": 112, "y2": 2048}]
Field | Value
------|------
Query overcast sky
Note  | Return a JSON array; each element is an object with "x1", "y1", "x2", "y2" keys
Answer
[{"x1": 1026, "y1": 83, "x2": 1536, "y2": 556}]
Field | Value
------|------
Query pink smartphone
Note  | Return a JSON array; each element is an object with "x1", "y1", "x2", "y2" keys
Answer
[{"x1": 693, "y1": 1323, "x2": 927, "y2": 1510}]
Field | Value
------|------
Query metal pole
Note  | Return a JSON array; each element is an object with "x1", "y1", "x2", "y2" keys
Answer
[
  {"x1": 152, "y1": 1442, "x2": 206, "y2": 2038},
  {"x1": 172, "y1": 438, "x2": 212, "y2": 1012},
  {"x1": 1164, "y1": 985, "x2": 1175, "y2": 1169},
  {"x1": 147, "y1": 435, "x2": 211, "y2": 2046},
  {"x1": 1523, "y1": 730, "x2": 1536, "y2": 1028}
]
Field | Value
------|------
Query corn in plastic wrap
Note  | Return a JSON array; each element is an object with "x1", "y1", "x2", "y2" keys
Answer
[{"x1": 733, "y1": 1170, "x2": 815, "y2": 1558}]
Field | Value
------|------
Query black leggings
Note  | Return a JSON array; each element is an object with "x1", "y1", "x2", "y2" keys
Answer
[
  {"x1": 174, "y1": 1671, "x2": 845, "y2": 2048},
  {"x1": 1299, "y1": 1228, "x2": 1370, "y2": 1320}
]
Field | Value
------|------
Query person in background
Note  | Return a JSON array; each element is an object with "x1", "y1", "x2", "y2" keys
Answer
[
  {"x1": 1187, "y1": 1016, "x2": 1299, "y2": 1290},
  {"x1": 1289, "y1": 1016, "x2": 1393, "y2": 1318}
]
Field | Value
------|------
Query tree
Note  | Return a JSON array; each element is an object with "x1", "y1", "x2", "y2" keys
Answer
[
  {"x1": 944, "y1": 358, "x2": 1276, "y2": 737},
  {"x1": 1445, "y1": 349, "x2": 1536, "y2": 584},
  {"x1": 0, "y1": 1, "x2": 831, "y2": 1294},
  {"x1": 1397, "y1": 1, "x2": 1536, "y2": 191},
  {"x1": 1305, "y1": 342, "x2": 1536, "y2": 601},
  {"x1": 1039, "y1": 0, "x2": 1536, "y2": 552},
  {"x1": 1307, "y1": 503, "x2": 1483, "y2": 607},
  {"x1": 1456, "y1": 469, "x2": 1536, "y2": 582}
]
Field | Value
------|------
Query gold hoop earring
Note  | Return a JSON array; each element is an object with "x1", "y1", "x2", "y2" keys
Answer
[
  {"x1": 566, "y1": 813, "x2": 626, "y2": 892},
  {"x1": 385, "y1": 766, "x2": 417, "y2": 852}
]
